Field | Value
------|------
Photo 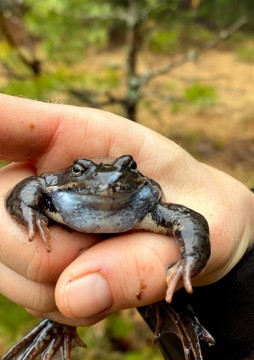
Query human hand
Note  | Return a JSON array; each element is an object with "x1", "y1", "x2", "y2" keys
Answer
[{"x1": 1, "y1": 94, "x2": 254, "y2": 327}]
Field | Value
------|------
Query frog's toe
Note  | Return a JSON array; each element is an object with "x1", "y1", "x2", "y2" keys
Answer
[
  {"x1": 165, "y1": 259, "x2": 193, "y2": 303},
  {"x1": 25, "y1": 208, "x2": 51, "y2": 252},
  {"x1": 1, "y1": 320, "x2": 87, "y2": 360},
  {"x1": 35, "y1": 215, "x2": 51, "y2": 252}
]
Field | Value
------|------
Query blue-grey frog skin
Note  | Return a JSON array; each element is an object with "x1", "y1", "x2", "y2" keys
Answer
[{"x1": 3, "y1": 155, "x2": 215, "y2": 360}]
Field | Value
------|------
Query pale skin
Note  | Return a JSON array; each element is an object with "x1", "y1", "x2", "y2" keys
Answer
[{"x1": 0, "y1": 94, "x2": 254, "y2": 328}]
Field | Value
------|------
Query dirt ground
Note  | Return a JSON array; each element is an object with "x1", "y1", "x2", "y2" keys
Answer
[
  {"x1": 81, "y1": 46, "x2": 254, "y2": 186},
  {"x1": 139, "y1": 48, "x2": 254, "y2": 186}
]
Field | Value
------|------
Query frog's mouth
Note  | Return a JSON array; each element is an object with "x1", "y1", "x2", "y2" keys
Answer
[
  {"x1": 72, "y1": 190, "x2": 139, "y2": 204},
  {"x1": 52, "y1": 190, "x2": 140, "y2": 210},
  {"x1": 94, "y1": 185, "x2": 141, "y2": 197}
]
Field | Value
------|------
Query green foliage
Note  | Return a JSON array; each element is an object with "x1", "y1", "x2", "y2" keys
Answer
[
  {"x1": 91, "y1": 68, "x2": 120, "y2": 89},
  {"x1": 147, "y1": 19, "x2": 214, "y2": 53},
  {"x1": 4, "y1": 76, "x2": 55, "y2": 99},
  {"x1": 185, "y1": 24, "x2": 214, "y2": 44},
  {"x1": 124, "y1": 347, "x2": 162, "y2": 360},
  {"x1": 0, "y1": 296, "x2": 37, "y2": 345},
  {"x1": 24, "y1": 0, "x2": 109, "y2": 61},
  {"x1": 198, "y1": 0, "x2": 253, "y2": 29},
  {"x1": 0, "y1": 41, "x2": 11, "y2": 59},
  {"x1": 3, "y1": 70, "x2": 74, "y2": 99},
  {"x1": 148, "y1": 28, "x2": 179, "y2": 53},
  {"x1": 2, "y1": 65, "x2": 120, "y2": 101},
  {"x1": 106, "y1": 312, "x2": 134, "y2": 338},
  {"x1": 184, "y1": 83, "x2": 217, "y2": 107}
]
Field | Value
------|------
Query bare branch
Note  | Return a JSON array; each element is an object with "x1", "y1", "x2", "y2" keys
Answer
[
  {"x1": 63, "y1": 10, "x2": 247, "y2": 123},
  {"x1": 140, "y1": 17, "x2": 248, "y2": 86},
  {"x1": 68, "y1": 88, "x2": 127, "y2": 108}
]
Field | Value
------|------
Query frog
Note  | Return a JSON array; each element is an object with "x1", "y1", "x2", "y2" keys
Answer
[{"x1": 3, "y1": 155, "x2": 215, "y2": 360}]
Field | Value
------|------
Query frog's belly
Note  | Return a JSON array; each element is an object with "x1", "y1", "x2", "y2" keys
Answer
[{"x1": 48, "y1": 189, "x2": 157, "y2": 233}]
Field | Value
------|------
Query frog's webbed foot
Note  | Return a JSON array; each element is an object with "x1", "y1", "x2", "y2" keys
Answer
[
  {"x1": 139, "y1": 300, "x2": 215, "y2": 360},
  {"x1": 1, "y1": 319, "x2": 87, "y2": 360},
  {"x1": 25, "y1": 208, "x2": 51, "y2": 252},
  {"x1": 165, "y1": 258, "x2": 194, "y2": 303}
]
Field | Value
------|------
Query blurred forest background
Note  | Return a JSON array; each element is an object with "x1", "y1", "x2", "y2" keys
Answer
[{"x1": 0, "y1": 0, "x2": 254, "y2": 359}]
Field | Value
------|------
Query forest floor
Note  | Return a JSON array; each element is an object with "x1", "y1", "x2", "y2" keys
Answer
[
  {"x1": 79, "y1": 43, "x2": 254, "y2": 187},
  {"x1": 142, "y1": 47, "x2": 254, "y2": 186}
]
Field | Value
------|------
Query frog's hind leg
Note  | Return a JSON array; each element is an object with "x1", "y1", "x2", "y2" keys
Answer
[
  {"x1": 1, "y1": 319, "x2": 48, "y2": 360},
  {"x1": 1, "y1": 320, "x2": 87, "y2": 360},
  {"x1": 138, "y1": 300, "x2": 215, "y2": 360}
]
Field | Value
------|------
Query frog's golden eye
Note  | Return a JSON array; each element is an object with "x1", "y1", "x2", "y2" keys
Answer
[
  {"x1": 72, "y1": 163, "x2": 85, "y2": 176},
  {"x1": 128, "y1": 160, "x2": 137, "y2": 171}
]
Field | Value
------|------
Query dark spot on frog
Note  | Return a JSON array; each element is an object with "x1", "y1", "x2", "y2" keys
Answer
[
  {"x1": 4, "y1": 155, "x2": 214, "y2": 360},
  {"x1": 29, "y1": 123, "x2": 35, "y2": 130}
]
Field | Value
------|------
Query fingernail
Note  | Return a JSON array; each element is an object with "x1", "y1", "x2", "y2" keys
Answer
[{"x1": 64, "y1": 273, "x2": 113, "y2": 318}]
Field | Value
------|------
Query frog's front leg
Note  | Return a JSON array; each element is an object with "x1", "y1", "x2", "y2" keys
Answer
[
  {"x1": 139, "y1": 203, "x2": 210, "y2": 303},
  {"x1": 5, "y1": 177, "x2": 51, "y2": 251}
]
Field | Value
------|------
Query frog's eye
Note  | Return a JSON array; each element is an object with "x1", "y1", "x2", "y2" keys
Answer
[
  {"x1": 72, "y1": 163, "x2": 85, "y2": 176},
  {"x1": 128, "y1": 160, "x2": 137, "y2": 171}
]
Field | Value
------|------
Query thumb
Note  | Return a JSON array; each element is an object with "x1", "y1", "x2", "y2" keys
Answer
[{"x1": 55, "y1": 232, "x2": 179, "y2": 320}]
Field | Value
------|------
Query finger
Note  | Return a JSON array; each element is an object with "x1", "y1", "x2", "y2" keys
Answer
[
  {"x1": 0, "y1": 95, "x2": 58, "y2": 162},
  {"x1": 0, "y1": 161, "x2": 99, "y2": 283},
  {"x1": 0, "y1": 94, "x2": 165, "y2": 174},
  {"x1": 0, "y1": 262, "x2": 56, "y2": 312},
  {"x1": 55, "y1": 232, "x2": 180, "y2": 320}
]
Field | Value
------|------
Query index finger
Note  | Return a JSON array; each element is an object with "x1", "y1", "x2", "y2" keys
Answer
[{"x1": 0, "y1": 94, "x2": 165, "y2": 174}]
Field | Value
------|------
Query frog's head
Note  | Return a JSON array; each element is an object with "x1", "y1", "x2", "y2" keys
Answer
[
  {"x1": 40, "y1": 155, "x2": 161, "y2": 231},
  {"x1": 43, "y1": 155, "x2": 150, "y2": 197}
]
